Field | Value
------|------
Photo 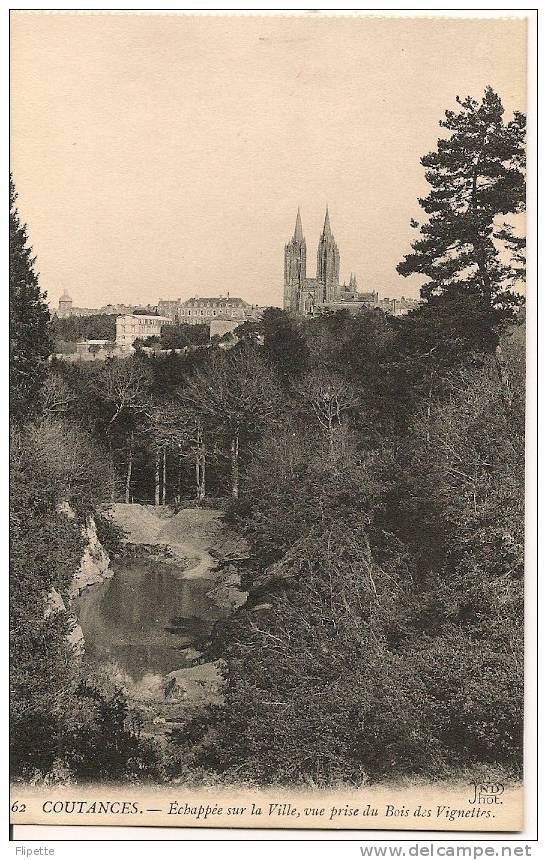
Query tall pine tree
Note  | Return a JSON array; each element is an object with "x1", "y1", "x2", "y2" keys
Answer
[
  {"x1": 397, "y1": 87, "x2": 526, "y2": 318},
  {"x1": 10, "y1": 175, "x2": 52, "y2": 423}
]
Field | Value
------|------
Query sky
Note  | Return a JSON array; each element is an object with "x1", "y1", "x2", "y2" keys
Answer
[{"x1": 10, "y1": 13, "x2": 527, "y2": 310}]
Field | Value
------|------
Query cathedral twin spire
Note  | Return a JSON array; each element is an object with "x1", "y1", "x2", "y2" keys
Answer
[
  {"x1": 292, "y1": 206, "x2": 331, "y2": 242},
  {"x1": 284, "y1": 207, "x2": 341, "y2": 312}
]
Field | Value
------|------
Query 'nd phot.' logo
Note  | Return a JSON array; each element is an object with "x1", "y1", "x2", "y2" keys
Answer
[{"x1": 469, "y1": 782, "x2": 505, "y2": 805}]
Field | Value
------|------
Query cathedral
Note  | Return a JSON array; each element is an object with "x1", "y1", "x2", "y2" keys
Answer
[{"x1": 283, "y1": 208, "x2": 374, "y2": 315}]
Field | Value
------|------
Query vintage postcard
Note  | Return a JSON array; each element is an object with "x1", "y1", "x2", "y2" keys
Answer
[{"x1": 9, "y1": 10, "x2": 530, "y2": 833}]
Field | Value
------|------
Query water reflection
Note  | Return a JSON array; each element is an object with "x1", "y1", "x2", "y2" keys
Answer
[{"x1": 77, "y1": 558, "x2": 221, "y2": 680}]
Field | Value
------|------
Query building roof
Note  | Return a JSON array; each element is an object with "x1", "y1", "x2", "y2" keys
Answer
[
  {"x1": 117, "y1": 314, "x2": 170, "y2": 321},
  {"x1": 181, "y1": 296, "x2": 250, "y2": 308}
]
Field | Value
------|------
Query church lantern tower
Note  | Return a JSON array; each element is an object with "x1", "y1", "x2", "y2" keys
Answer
[
  {"x1": 283, "y1": 209, "x2": 307, "y2": 312},
  {"x1": 316, "y1": 206, "x2": 340, "y2": 304}
]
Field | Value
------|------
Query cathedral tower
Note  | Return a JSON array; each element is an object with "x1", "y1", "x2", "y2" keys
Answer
[
  {"x1": 316, "y1": 207, "x2": 340, "y2": 303},
  {"x1": 284, "y1": 209, "x2": 306, "y2": 312}
]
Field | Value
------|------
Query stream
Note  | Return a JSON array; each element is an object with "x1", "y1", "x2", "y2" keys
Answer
[
  {"x1": 74, "y1": 505, "x2": 248, "y2": 719},
  {"x1": 77, "y1": 556, "x2": 223, "y2": 681}
]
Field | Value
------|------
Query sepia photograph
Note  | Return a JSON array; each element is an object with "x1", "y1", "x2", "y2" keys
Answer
[{"x1": 9, "y1": 9, "x2": 531, "y2": 834}]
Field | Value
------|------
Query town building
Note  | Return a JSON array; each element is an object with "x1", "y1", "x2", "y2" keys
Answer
[
  {"x1": 284, "y1": 208, "x2": 379, "y2": 316},
  {"x1": 56, "y1": 291, "x2": 99, "y2": 319},
  {"x1": 115, "y1": 313, "x2": 170, "y2": 346},
  {"x1": 330, "y1": 292, "x2": 380, "y2": 312},
  {"x1": 157, "y1": 299, "x2": 182, "y2": 321},
  {"x1": 56, "y1": 291, "x2": 136, "y2": 319},
  {"x1": 157, "y1": 295, "x2": 264, "y2": 325},
  {"x1": 378, "y1": 296, "x2": 421, "y2": 316},
  {"x1": 179, "y1": 295, "x2": 251, "y2": 324},
  {"x1": 99, "y1": 302, "x2": 137, "y2": 316}
]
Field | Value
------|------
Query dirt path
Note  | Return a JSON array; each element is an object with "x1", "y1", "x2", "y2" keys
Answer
[{"x1": 108, "y1": 503, "x2": 224, "y2": 579}]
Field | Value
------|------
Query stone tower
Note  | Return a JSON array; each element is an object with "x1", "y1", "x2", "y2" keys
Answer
[
  {"x1": 316, "y1": 207, "x2": 340, "y2": 303},
  {"x1": 283, "y1": 209, "x2": 306, "y2": 313},
  {"x1": 58, "y1": 290, "x2": 73, "y2": 315}
]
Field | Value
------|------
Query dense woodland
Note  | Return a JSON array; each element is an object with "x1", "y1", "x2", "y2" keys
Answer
[
  {"x1": 10, "y1": 87, "x2": 526, "y2": 784},
  {"x1": 51, "y1": 313, "x2": 118, "y2": 349}
]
